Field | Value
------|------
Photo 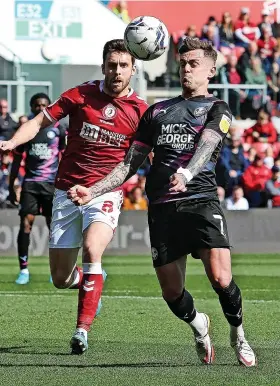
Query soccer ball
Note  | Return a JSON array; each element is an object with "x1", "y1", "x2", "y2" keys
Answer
[{"x1": 124, "y1": 16, "x2": 169, "y2": 61}]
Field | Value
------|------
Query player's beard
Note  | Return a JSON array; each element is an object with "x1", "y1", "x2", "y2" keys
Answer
[{"x1": 105, "y1": 77, "x2": 130, "y2": 96}]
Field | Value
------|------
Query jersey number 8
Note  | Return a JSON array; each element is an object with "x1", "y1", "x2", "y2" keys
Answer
[{"x1": 102, "y1": 201, "x2": 114, "y2": 213}]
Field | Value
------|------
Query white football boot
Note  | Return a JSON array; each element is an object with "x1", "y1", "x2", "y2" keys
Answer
[
  {"x1": 190, "y1": 313, "x2": 215, "y2": 364},
  {"x1": 230, "y1": 326, "x2": 257, "y2": 367}
]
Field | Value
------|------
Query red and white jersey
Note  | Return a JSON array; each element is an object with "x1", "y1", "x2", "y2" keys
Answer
[{"x1": 44, "y1": 80, "x2": 148, "y2": 190}]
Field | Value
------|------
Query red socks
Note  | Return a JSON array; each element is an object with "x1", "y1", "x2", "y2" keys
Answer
[{"x1": 76, "y1": 273, "x2": 104, "y2": 331}]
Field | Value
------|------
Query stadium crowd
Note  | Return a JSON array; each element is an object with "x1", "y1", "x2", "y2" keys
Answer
[
  {"x1": 2, "y1": 6, "x2": 280, "y2": 210},
  {"x1": 162, "y1": 6, "x2": 280, "y2": 210}
]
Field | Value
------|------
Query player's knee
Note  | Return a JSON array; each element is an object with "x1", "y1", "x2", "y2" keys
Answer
[
  {"x1": 20, "y1": 219, "x2": 33, "y2": 233},
  {"x1": 20, "y1": 223, "x2": 32, "y2": 234},
  {"x1": 83, "y1": 245, "x2": 101, "y2": 263},
  {"x1": 162, "y1": 287, "x2": 183, "y2": 303},
  {"x1": 211, "y1": 275, "x2": 232, "y2": 289},
  {"x1": 51, "y1": 273, "x2": 71, "y2": 289}
]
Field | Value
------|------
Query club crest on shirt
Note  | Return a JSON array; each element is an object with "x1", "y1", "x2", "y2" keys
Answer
[
  {"x1": 194, "y1": 106, "x2": 207, "y2": 118},
  {"x1": 219, "y1": 114, "x2": 231, "y2": 133},
  {"x1": 47, "y1": 130, "x2": 56, "y2": 139},
  {"x1": 102, "y1": 104, "x2": 117, "y2": 120}
]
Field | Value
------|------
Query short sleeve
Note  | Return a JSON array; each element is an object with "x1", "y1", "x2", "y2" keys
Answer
[
  {"x1": 204, "y1": 101, "x2": 232, "y2": 140},
  {"x1": 44, "y1": 88, "x2": 77, "y2": 122},
  {"x1": 134, "y1": 105, "x2": 156, "y2": 149}
]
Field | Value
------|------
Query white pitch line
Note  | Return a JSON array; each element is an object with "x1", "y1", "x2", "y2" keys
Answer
[
  {"x1": 0, "y1": 288, "x2": 278, "y2": 295},
  {"x1": 0, "y1": 292, "x2": 279, "y2": 303}
]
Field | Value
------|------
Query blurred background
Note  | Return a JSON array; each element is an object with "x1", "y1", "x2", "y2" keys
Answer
[{"x1": 1, "y1": 0, "x2": 280, "y2": 256}]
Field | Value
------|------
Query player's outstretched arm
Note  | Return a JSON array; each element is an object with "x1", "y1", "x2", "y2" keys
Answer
[
  {"x1": 170, "y1": 129, "x2": 221, "y2": 192},
  {"x1": 68, "y1": 142, "x2": 151, "y2": 205},
  {"x1": 0, "y1": 112, "x2": 52, "y2": 152}
]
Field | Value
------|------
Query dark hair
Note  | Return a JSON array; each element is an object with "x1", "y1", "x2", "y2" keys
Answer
[
  {"x1": 232, "y1": 185, "x2": 243, "y2": 192},
  {"x1": 102, "y1": 39, "x2": 135, "y2": 65},
  {"x1": 257, "y1": 106, "x2": 271, "y2": 120},
  {"x1": 254, "y1": 154, "x2": 263, "y2": 163},
  {"x1": 208, "y1": 16, "x2": 216, "y2": 23},
  {"x1": 30, "y1": 93, "x2": 51, "y2": 107},
  {"x1": 272, "y1": 165, "x2": 280, "y2": 173},
  {"x1": 178, "y1": 37, "x2": 218, "y2": 63}
]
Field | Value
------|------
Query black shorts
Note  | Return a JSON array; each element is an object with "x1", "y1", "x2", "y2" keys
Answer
[
  {"x1": 19, "y1": 181, "x2": 55, "y2": 217},
  {"x1": 148, "y1": 199, "x2": 230, "y2": 267}
]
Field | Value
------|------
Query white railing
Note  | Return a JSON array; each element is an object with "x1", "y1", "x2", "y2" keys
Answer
[
  {"x1": 146, "y1": 84, "x2": 267, "y2": 105},
  {"x1": 0, "y1": 80, "x2": 53, "y2": 115}
]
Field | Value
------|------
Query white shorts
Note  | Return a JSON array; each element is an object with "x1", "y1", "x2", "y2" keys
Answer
[{"x1": 49, "y1": 189, "x2": 123, "y2": 249}]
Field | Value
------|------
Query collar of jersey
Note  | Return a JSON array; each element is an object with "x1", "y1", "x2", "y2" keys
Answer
[
  {"x1": 99, "y1": 80, "x2": 134, "y2": 99},
  {"x1": 180, "y1": 94, "x2": 211, "y2": 100}
]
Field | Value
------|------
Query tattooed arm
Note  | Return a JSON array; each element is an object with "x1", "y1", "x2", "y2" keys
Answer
[
  {"x1": 169, "y1": 129, "x2": 221, "y2": 192},
  {"x1": 183, "y1": 129, "x2": 221, "y2": 177},
  {"x1": 67, "y1": 142, "x2": 151, "y2": 205},
  {"x1": 89, "y1": 142, "x2": 150, "y2": 198}
]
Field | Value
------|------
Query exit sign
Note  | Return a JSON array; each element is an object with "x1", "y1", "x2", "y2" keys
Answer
[
  {"x1": 15, "y1": 0, "x2": 82, "y2": 40},
  {"x1": 16, "y1": 20, "x2": 82, "y2": 39}
]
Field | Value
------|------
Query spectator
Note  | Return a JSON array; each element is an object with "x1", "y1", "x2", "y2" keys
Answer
[
  {"x1": 266, "y1": 165, "x2": 280, "y2": 207},
  {"x1": 274, "y1": 156, "x2": 280, "y2": 167},
  {"x1": 179, "y1": 25, "x2": 199, "y2": 46},
  {"x1": 234, "y1": 7, "x2": 261, "y2": 48},
  {"x1": 224, "y1": 125, "x2": 243, "y2": 147},
  {"x1": 243, "y1": 108, "x2": 277, "y2": 145},
  {"x1": 219, "y1": 11, "x2": 235, "y2": 53},
  {"x1": 219, "y1": 54, "x2": 245, "y2": 117},
  {"x1": 220, "y1": 134, "x2": 249, "y2": 194},
  {"x1": 237, "y1": 41, "x2": 260, "y2": 81},
  {"x1": 184, "y1": 25, "x2": 199, "y2": 39},
  {"x1": 258, "y1": 26, "x2": 277, "y2": 60},
  {"x1": 243, "y1": 57, "x2": 267, "y2": 115},
  {"x1": 267, "y1": 61, "x2": 280, "y2": 103},
  {"x1": 217, "y1": 186, "x2": 226, "y2": 209},
  {"x1": 177, "y1": 25, "x2": 199, "y2": 52},
  {"x1": 258, "y1": 26, "x2": 278, "y2": 74},
  {"x1": 258, "y1": 9, "x2": 273, "y2": 35},
  {"x1": 264, "y1": 146, "x2": 275, "y2": 169},
  {"x1": 202, "y1": 25, "x2": 220, "y2": 50},
  {"x1": 225, "y1": 185, "x2": 249, "y2": 210},
  {"x1": 271, "y1": 17, "x2": 280, "y2": 41},
  {"x1": 112, "y1": 1, "x2": 130, "y2": 23},
  {"x1": 137, "y1": 174, "x2": 147, "y2": 197},
  {"x1": 0, "y1": 99, "x2": 18, "y2": 141},
  {"x1": 246, "y1": 146, "x2": 257, "y2": 163},
  {"x1": 245, "y1": 57, "x2": 266, "y2": 86},
  {"x1": 123, "y1": 186, "x2": 148, "y2": 210},
  {"x1": 242, "y1": 154, "x2": 272, "y2": 207},
  {"x1": 202, "y1": 16, "x2": 219, "y2": 40}
]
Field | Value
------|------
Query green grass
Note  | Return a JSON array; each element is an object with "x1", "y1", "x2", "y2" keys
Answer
[{"x1": 0, "y1": 254, "x2": 280, "y2": 386}]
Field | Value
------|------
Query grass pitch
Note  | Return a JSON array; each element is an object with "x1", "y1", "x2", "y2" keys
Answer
[{"x1": 0, "y1": 254, "x2": 280, "y2": 386}]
